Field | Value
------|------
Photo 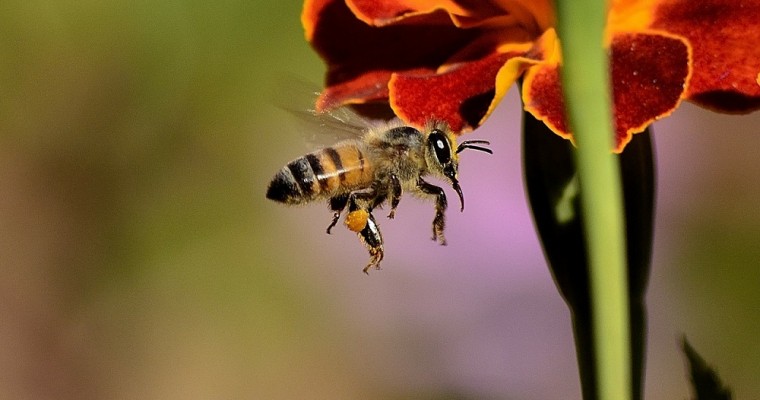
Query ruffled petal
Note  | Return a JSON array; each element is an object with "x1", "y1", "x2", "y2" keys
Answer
[
  {"x1": 523, "y1": 29, "x2": 690, "y2": 152},
  {"x1": 610, "y1": 31, "x2": 690, "y2": 150},
  {"x1": 520, "y1": 30, "x2": 570, "y2": 142},
  {"x1": 346, "y1": 0, "x2": 553, "y2": 31},
  {"x1": 345, "y1": 0, "x2": 470, "y2": 26},
  {"x1": 315, "y1": 71, "x2": 393, "y2": 112},
  {"x1": 389, "y1": 52, "x2": 520, "y2": 132},
  {"x1": 304, "y1": 0, "x2": 481, "y2": 112},
  {"x1": 651, "y1": 0, "x2": 760, "y2": 112}
]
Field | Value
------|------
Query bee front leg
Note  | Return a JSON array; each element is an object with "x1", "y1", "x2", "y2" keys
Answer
[
  {"x1": 358, "y1": 212, "x2": 384, "y2": 274},
  {"x1": 326, "y1": 194, "x2": 349, "y2": 234},
  {"x1": 387, "y1": 174, "x2": 401, "y2": 219},
  {"x1": 417, "y1": 178, "x2": 448, "y2": 245}
]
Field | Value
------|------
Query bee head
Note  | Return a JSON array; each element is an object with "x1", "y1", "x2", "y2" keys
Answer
[
  {"x1": 424, "y1": 123, "x2": 493, "y2": 212},
  {"x1": 424, "y1": 124, "x2": 462, "y2": 211}
]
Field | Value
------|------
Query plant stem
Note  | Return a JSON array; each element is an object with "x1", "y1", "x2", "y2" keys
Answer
[{"x1": 554, "y1": 1, "x2": 631, "y2": 400}]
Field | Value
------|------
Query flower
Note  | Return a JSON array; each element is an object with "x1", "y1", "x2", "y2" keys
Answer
[{"x1": 302, "y1": 0, "x2": 760, "y2": 152}]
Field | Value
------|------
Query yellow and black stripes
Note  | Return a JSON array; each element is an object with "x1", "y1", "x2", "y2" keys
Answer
[
  {"x1": 290, "y1": 157, "x2": 317, "y2": 197},
  {"x1": 305, "y1": 153, "x2": 328, "y2": 192},
  {"x1": 323, "y1": 147, "x2": 344, "y2": 183},
  {"x1": 266, "y1": 143, "x2": 374, "y2": 204}
]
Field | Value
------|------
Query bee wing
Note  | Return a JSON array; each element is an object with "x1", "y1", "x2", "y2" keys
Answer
[
  {"x1": 286, "y1": 106, "x2": 369, "y2": 146},
  {"x1": 272, "y1": 76, "x2": 398, "y2": 147}
]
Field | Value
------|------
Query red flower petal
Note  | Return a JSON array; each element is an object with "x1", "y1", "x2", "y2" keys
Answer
[
  {"x1": 389, "y1": 52, "x2": 518, "y2": 132},
  {"x1": 344, "y1": 0, "x2": 553, "y2": 32},
  {"x1": 315, "y1": 71, "x2": 391, "y2": 112},
  {"x1": 652, "y1": 0, "x2": 760, "y2": 112},
  {"x1": 345, "y1": 0, "x2": 470, "y2": 26},
  {"x1": 525, "y1": 31, "x2": 690, "y2": 151},
  {"x1": 611, "y1": 32, "x2": 690, "y2": 150},
  {"x1": 523, "y1": 65, "x2": 569, "y2": 141},
  {"x1": 304, "y1": 0, "x2": 481, "y2": 112},
  {"x1": 520, "y1": 30, "x2": 569, "y2": 143}
]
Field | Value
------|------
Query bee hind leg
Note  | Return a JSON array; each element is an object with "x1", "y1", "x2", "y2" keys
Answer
[
  {"x1": 341, "y1": 187, "x2": 385, "y2": 273},
  {"x1": 417, "y1": 178, "x2": 448, "y2": 245},
  {"x1": 359, "y1": 212, "x2": 384, "y2": 274},
  {"x1": 326, "y1": 194, "x2": 349, "y2": 234}
]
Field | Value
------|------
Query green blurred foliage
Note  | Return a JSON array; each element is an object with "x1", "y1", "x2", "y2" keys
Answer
[{"x1": 0, "y1": 1, "x2": 374, "y2": 398}]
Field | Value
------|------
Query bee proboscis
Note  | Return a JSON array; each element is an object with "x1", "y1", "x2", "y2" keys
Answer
[{"x1": 266, "y1": 117, "x2": 491, "y2": 274}]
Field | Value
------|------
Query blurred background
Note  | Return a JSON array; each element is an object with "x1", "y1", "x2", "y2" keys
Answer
[{"x1": 1, "y1": 1, "x2": 758, "y2": 399}]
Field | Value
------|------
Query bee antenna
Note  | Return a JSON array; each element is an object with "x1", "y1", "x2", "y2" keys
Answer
[{"x1": 457, "y1": 140, "x2": 493, "y2": 154}]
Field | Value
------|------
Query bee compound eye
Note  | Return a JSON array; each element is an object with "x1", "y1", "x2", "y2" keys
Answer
[{"x1": 430, "y1": 131, "x2": 451, "y2": 165}]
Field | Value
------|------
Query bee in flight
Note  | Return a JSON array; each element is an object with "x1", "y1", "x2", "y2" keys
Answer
[{"x1": 266, "y1": 116, "x2": 491, "y2": 274}]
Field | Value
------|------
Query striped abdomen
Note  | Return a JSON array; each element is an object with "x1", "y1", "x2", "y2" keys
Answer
[{"x1": 266, "y1": 143, "x2": 375, "y2": 204}]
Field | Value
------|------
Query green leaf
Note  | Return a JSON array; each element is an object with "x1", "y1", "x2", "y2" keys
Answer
[{"x1": 682, "y1": 337, "x2": 732, "y2": 400}]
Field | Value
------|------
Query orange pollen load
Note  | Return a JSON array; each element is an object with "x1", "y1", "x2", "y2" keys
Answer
[{"x1": 344, "y1": 209, "x2": 370, "y2": 232}]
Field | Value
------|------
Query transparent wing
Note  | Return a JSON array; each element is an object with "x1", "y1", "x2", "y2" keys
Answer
[
  {"x1": 287, "y1": 106, "x2": 370, "y2": 146},
  {"x1": 272, "y1": 76, "x2": 393, "y2": 148}
]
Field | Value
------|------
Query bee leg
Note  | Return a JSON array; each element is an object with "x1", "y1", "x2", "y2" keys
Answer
[
  {"x1": 417, "y1": 178, "x2": 448, "y2": 245},
  {"x1": 326, "y1": 194, "x2": 349, "y2": 234},
  {"x1": 342, "y1": 188, "x2": 385, "y2": 273},
  {"x1": 343, "y1": 187, "x2": 379, "y2": 233},
  {"x1": 347, "y1": 187, "x2": 376, "y2": 212},
  {"x1": 359, "y1": 212, "x2": 384, "y2": 274},
  {"x1": 387, "y1": 174, "x2": 401, "y2": 219}
]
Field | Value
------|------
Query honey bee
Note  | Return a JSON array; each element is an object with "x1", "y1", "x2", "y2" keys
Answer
[{"x1": 266, "y1": 117, "x2": 491, "y2": 274}]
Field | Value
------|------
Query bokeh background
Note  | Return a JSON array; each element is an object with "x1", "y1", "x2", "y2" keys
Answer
[{"x1": 1, "y1": 1, "x2": 758, "y2": 399}]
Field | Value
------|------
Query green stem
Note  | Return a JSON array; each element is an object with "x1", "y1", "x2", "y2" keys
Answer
[{"x1": 554, "y1": 2, "x2": 631, "y2": 400}]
